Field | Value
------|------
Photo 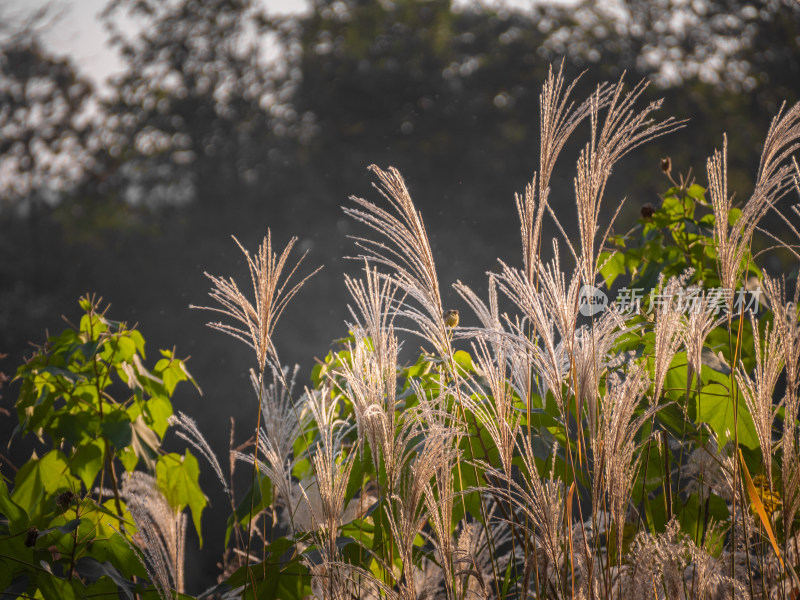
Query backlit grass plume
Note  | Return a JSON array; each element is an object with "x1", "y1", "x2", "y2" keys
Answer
[
  {"x1": 192, "y1": 231, "x2": 321, "y2": 370},
  {"x1": 81, "y1": 72, "x2": 800, "y2": 600},
  {"x1": 345, "y1": 165, "x2": 452, "y2": 360}
]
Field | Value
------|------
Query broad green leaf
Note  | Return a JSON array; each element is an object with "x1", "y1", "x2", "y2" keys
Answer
[
  {"x1": 37, "y1": 572, "x2": 82, "y2": 600},
  {"x1": 453, "y1": 350, "x2": 474, "y2": 374},
  {"x1": 12, "y1": 450, "x2": 77, "y2": 521},
  {"x1": 225, "y1": 475, "x2": 273, "y2": 547},
  {"x1": 82, "y1": 499, "x2": 147, "y2": 578},
  {"x1": 118, "y1": 446, "x2": 139, "y2": 472},
  {"x1": 80, "y1": 311, "x2": 109, "y2": 339},
  {"x1": 0, "y1": 480, "x2": 28, "y2": 533},
  {"x1": 695, "y1": 381, "x2": 759, "y2": 449},
  {"x1": 130, "y1": 329, "x2": 146, "y2": 357},
  {"x1": 687, "y1": 183, "x2": 707, "y2": 202},
  {"x1": 71, "y1": 441, "x2": 105, "y2": 490},
  {"x1": 101, "y1": 411, "x2": 133, "y2": 449},
  {"x1": 156, "y1": 451, "x2": 207, "y2": 545},
  {"x1": 256, "y1": 558, "x2": 313, "y2": 599},
  {"x1": 154, "y1": 351, "x2": 195, "y2": 396},
  {"x1": 676, "y1": 492, "x2": 729, "y2": 546},
  {"x1": 599, "y1": 250, "x2": 625, "y2": 287},
  {"x1": 102, "y1": 335, "x2": 136, "y2": 363},
  {"x1": 75, "y1": 557, "x2": 137, "y2": 600},
  {"x1": 143, "y1": 395, "x2": 172, "y2": 439},
  {"x1": 50, "y1": 411, "x2": 95, "y2": 447}
]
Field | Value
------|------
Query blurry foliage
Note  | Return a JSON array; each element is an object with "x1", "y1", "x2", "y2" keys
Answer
[
  {"x1": 0, "y1": 0, "x2": 796, "y2": 211},
  {"x1": 99, "y1": 0, "x2": 279, "y2": 209},
  {"x1": 0, "y1": 39, "x2": 92, "y2": 211}
]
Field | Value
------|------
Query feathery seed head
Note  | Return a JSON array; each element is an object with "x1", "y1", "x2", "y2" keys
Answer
[{"x1": 192, "y1": 231, "x2": 321, "y2": 371}]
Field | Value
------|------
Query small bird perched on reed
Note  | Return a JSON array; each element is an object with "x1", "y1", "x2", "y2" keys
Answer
[{"x1": 443, "y1": 309, "x2": 460, "y2": 328}]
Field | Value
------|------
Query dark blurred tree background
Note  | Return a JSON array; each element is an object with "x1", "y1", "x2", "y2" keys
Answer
[{"x1": 1, "y1": 0, "x2": 798, "y2": 591}]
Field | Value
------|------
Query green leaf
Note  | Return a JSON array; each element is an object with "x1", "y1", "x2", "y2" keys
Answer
[
  {"x1": 71, "y1": 441, "x2": 105, "y2": 490},
  {"x1": 80, "y1": 311, "x2": 109, "y2": 339},
  {"x1": 100, "y1": 411, "x2": 133, "y2": 449},
  {"x1": 12, "y1": 450, "x2": 77, "y2": 521},
  {"x1": 143, "y1": 395, "x2": 172, "y2": 439},
  {"x1": 695, "y1": 381, "x2": 759, "y2": 450},
  {"x1": 102, "y1": 335, "x2": 136, "y2": 363},
  {"x1": 599, "y1": 250, "x2": 626, "y2": 287},
  {"x1": 118, "y1": 446, "x2": 138, "y2": 472},
  {"x1": 81, "y1": 499, "x2": 147, "y2": 578},
  {"x1": 154, "y1": 352, "x2": 189, "y2": 395},
  {"x1": 256, "y1": 558, "x2": 313, "y2": 599},
  {"x1": 51, "y1": 411, "x2": 95, "y2": 447},
  {"x1": 676, "y1": 492, "x2": 728, "y2": 546},
  {"x1": 223, "y1": 537, "x2": 312, "y2": 600},
  {"x1": 37, "y1": 572, "x2": 82, "y2": 600},
  {"x1": 687, "y1": 183, "x2": 707, "y2": 202},
  {"x1": 453, "y1": 350, "x2": 474, "y2": 375},
  {"x1": 130, "y1": 330, "x2": 146, "y2": 357},
  {"x1": 156, "y1": 451, "x2": 207, "y2": 545},
  {"x1": 0, "y1": 480, "x2": 28, "y2": 533},
  {"x1": 75, "y1": 557, "x2": 137, "y2": 600},
  {"x1": 225, "y1": 475, "x2": 273, "y2": 547}
]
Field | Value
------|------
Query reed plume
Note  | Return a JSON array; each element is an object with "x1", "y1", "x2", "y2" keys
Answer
[
  {"x1": 462, "y1": 336, "x2": 521, "y2": 475},
  {"x1": 763, "y1": 273, "x2": 800, "y2": 539},
  {"x1": 122, "y1": 472, "x2": 186, "y2": 599},
  {"x1": 593, "y1": 365, "x2": 653, "y2": 560},
  {"x1": 496, "y1": 243, "x2": 579, "y2": 418},
  {"x1": 385, "y1": 390, "x2": 461, "y2": 598},
  {"x1": 339, "y1": 264, "x2": 401, "y2": 473},
  {"x1": 192, "y1": 232, "x2": 320, "y2": 591},
  {"x1": 570, "y1": 77, "x2": 684, "y2": 286},
  {"x1": 192, "y1": 231, "x2": 321, "y2": 370},
  {"x1": 168, "y1": 411, "x2": 229, "y2": 494},
  {"x1": 518, "y1": 62, "x2": 606, "y2": 283},
  {"x1": 735, "y1": 318, "x2": 784, "y2": 488},
  {"x1": 681, "y1": 287, "x2": 725, "y2": 383},
  {"x1": 651, "y1": 274, "x2": 688, "y2": 403},
  {"x1": 572, "y1": 307, "x2": 629, "y2": 440},
  {"x1": 233, "y1": 367, "x2": 310, "y2": 527},
  {"x1": 709, "y1": 103, "x2": 800, "y2": 301},
  {"x1": 345, "y1": 165, "x2": 451, "y2": 359}
]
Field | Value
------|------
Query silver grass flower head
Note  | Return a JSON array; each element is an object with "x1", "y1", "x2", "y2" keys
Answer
[
  {"x1": 595, "y1": 365, "x2": 652, "y2": 542},
  {"x1": 735, "y1": 316, "x2": 784, "y2": 487},
  {"x1": 762, "y1": 272, "x2": 800, "y2": 402},
  {"x1": 122, "y1": 471, "x2": 186, "y2": 597},
  {"x1": 681, "y1": 283, "x2": 725, "y2": 378},
  {"x1": 571, "y1": 77, "x2": 684, "y2": 285},
  {"x1": 344, "y1": 261, "x2": 401, "y2": 373},
  {"x1": 345, "y1": 165, "x2": 452, "y2": 360},
  {"x1": 572, "y1": 307, "x2": 629, "y2": 439},
  {"x1": 192, "y1": 231, "x2": 321, "y2": 371},
  {"x1": 710, "y1": 103, "x2": 800, "y2": 300},
  {"x1": 651, "y1": 271, "x2": 688, "y2": 403},
  {"x1": 518, "y1": 62, "x2": 606, "y2": 285},
  {"x1": 168, "y1": 411, "x2": 229, "y2": 494},
  {"x1": 463, "y1": 337, "x2": 521, "y2": 474}
]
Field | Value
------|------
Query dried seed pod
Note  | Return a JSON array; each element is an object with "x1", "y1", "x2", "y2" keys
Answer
[
  {"x1": 56, "y1": 490, "x2": 75, "y2": 510},
  {"x1": 25, "y1": 527, "x2": 38, "y2": 547}
]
